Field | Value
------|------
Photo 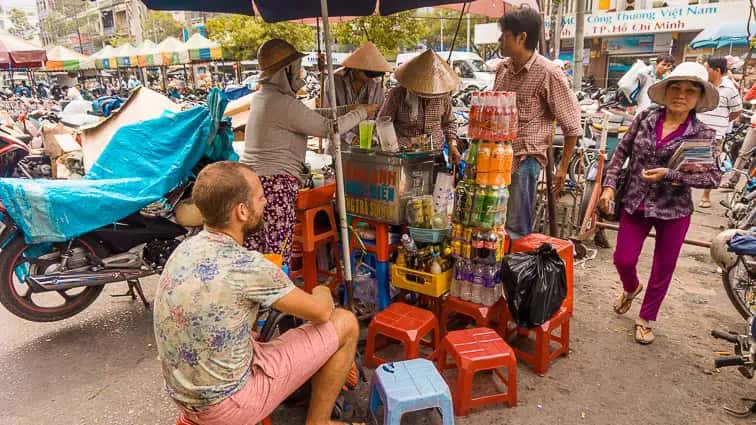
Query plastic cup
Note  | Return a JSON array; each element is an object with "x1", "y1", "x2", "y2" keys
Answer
[{"x1": 359, "y1": 120, "x2": 375, "y2": 149}]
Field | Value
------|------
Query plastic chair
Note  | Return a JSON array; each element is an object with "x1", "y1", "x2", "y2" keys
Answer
[
  {"x1": 369, "y1": 359, "x2": 455, "y2": 425},
  {"x1": 365, "y1": 302, "x2": 440, "y2": 368},
  {"x1": 291, "y1": 204, "x2": 342, "y2": 293},
  {"x1": 497, "y1": 305, "x2": 571, "y2": 376},
  {"x1": 510, "y1": 233, "x2": 574, "y2": 313},
  {"x1": 348, "y1": 216, "x2": 399, "y2": 262},
  {"x1": 436, "y1": 327, "x2": 517, "y2": 416},
  {"x1": 440, "y1": 296, "x2": 507, "y2": 336}
]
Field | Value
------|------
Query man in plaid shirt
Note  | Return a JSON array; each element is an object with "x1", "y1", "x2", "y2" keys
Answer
[{"x1": 492, "y1": 7, "x2": 581, "y2": 239}]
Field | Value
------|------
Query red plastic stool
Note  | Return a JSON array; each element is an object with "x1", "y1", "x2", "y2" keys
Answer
[
  {"x1": 436, "y1": 327, "x2": 517, "y2": 416},
  {"x1": 365, "y1": 302, "x2": 440, "y2": 368},
  {"x1": 292, "y1": 204, "x2": 343, "y2": 293},
  {"x1": 511, "y1": 234, "x2": 574, "y2": 313},
  {"x1": 440, "y1": 296, "x2": 506, "y2": 336},
  {"x1": 177, "y1": 415, "x2": 272, "y2": 425},
  {"x1": 497, "y1": 305, "x2": 571, "y2": 376},
  {"x1": 349, "y1": 216, "x2": 399, "y2": 262}
]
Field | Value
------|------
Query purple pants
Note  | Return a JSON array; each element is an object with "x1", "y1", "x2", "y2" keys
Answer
[{"x1": 613, "y1": 210, "x2": 691, "y2": 321}]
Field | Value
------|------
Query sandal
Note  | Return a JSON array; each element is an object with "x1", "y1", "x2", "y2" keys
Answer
[
  {"x1": 699, "y1": 200, "x2": 712, "y2": 208},
  {"x1": 613, "y1": 284, "x2": 643, "y2": 315},
  {"x1": 634, "y1": 324, "x2": 655, "y2": 344}
]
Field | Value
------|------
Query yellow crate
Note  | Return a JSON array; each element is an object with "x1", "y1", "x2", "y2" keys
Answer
[{"x1": 391, "y1": 264, "x2": 452, "y2": 298}]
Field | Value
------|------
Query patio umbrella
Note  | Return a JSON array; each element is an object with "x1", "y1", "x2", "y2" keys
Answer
[
  {"x1": 136, "y1": 40, "x2": 164, "y2": 67},
  {"x1": 44, "y1": 45, "x2": 95, "y2": 71},
  {"x1": 691, "y1": 22, "x2": 756, "y2": 49},
  {"x1": 185, "y1": 33, "x2": 223, "y2": 61},
  {"x1": 0, "y1": 30, "x2": 46, "y2": 69},
  {"x1": 438, "y1": 0, "x2": 538, "y2": 17},
  {"x1": 156, "y1": 37, "x2": 190, "y2": 65},
  {"x1": 113, "y1": 43, "x2": 139, "y2": 68},
  {"x1": 91, "y1": 45, "x2": 117, "y2": 70},
  {"x1": 140, "y1": 0, "x2": 491, "y2": 302}
]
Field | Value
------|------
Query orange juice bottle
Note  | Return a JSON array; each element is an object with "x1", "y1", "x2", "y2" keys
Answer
[
  {"x1": 502, "y1": 142, "x2": 513, "y2": 186},
  {"x1": 477, "y1": 142, "x2": 492, "y2": 174}
]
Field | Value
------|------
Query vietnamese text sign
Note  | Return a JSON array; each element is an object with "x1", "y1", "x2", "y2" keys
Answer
[{"x1": 475, "y1": 1, "x2": 749, "y2": 43}]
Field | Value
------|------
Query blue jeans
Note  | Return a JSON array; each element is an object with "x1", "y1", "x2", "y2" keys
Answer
[{"x1": 506, "y1": 157, "x2": 542, "y2": 240}]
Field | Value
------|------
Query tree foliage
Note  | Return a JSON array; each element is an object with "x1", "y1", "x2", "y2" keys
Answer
[
  {"x1": 418, "y1": 9, "x2": 490, "y2": 53},
  {"x1": 331, "y1": 11, "x2": 430, "y2": 59},
  {"x1": 143, "y1": 11, "x2": 183, "y2": 43},
  {"x1": 8, "y1": 8, "x2": 34, "y2": 40},
  {"x1": 206, "y1": 15, "x2": 315, "y2": 61}
]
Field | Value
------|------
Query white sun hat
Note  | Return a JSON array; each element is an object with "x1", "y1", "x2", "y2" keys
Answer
[{"x1": 647, "y1": 62, "x2": 719, "y2": 113}]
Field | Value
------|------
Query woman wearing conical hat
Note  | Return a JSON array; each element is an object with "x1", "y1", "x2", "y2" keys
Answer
[
  {"x1": 323, "y1": 42, "x2": 392, "y2": 147},
  {"x1": 377, "y1": 48, "x2": 462, "y2": 163}
]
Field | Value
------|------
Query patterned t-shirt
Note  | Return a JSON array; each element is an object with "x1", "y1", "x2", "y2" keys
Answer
[{"x1": 153, "y1": 230, "x2": 294, "y2": 408}]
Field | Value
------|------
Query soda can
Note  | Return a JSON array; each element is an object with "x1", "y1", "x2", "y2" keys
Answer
[
  {"x1": 461, "y1": 241, "x2": 473, "y2": 259},
  {"x1": 452, "y1": 239, "x2": 462, "y2": 258},
  {"x1": 463, "y1": 226, "x2": 474, "y2": 241}
]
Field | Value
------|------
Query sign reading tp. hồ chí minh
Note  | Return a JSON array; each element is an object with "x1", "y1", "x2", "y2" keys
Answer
[{"x1": 474, "y1": 1, "x2": 749, "y2": 43}]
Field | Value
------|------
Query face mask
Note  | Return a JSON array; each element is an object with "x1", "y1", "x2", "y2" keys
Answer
[{"x1": 287, "y1": 59, "x2": 306, "y2": 92}]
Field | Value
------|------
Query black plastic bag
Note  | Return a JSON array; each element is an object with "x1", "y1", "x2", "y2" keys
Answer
[{"x1": 501, "y1": 243, "x2": 567, "y2": 328}]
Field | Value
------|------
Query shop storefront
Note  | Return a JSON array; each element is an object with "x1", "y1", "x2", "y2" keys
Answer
[{"x1": 475, "y1": 1, "x2": 751, "y2": 87}]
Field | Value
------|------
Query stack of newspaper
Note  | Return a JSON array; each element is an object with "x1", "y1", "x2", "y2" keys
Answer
[{"x1": 667, "y1": 140, "x2": 714, "y2": 173}]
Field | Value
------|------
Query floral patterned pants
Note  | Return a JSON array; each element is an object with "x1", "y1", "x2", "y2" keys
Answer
[{"x1": 244, "y1": 174, "x2": 299, "y2": 266}]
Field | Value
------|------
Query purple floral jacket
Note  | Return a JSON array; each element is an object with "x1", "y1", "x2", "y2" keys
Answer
[{"x1": 603, "y1": 107, "x2": 721, "y2": 220}]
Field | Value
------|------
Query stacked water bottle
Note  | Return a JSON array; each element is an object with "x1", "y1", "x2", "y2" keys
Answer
[{"x1": 449, "y1": 91, "x2": 517, "y2": 307}]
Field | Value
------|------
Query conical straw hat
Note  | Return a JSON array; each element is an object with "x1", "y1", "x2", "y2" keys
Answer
[
  {"x1": 394, "y1": 49, "x2": 460, "y2": 95},
  {"x1": 341, "y1": 42, "x2": 393, "y2": 73}
]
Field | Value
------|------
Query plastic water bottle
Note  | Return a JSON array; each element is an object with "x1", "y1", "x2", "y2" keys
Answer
[
  {"x1": 481, "y1": 266, "x2": 499, "y2": 307},
  {"x1": 470, "y1": 263, "x2": 485, "y2": 304},
  {"x1": 450, "y1": 259, "x2": 465, "y2": 298},
  {"x1": 460, "y1": 260, "x2": 474, "y2": 301}
]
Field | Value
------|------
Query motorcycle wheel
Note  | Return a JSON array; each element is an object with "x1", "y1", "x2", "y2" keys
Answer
[
  {"x1": 722, "y1": 258, "x2": 756, "y2": 320},
  {"x1": 0, "y1": 235, "x2": 108, "y2": 322}
]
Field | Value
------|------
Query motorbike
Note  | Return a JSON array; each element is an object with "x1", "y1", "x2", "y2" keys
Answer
[
  {"x1": 0, "y1": 90, "x2": 234, "y2": 322},
  {"x1": 711, "y1": 316, "x2": 756, "y2": 418}
]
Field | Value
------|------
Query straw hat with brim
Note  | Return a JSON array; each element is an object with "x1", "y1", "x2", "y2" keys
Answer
[
  {"x1": 258, "y1": 39, "x2": 306, "y2": 80},
  {"x1": 395, "y1": 49, "x2": 460, "y2": 96},
  {"x1": 647, "y1": 62, "x2": 720, "y2": 113},
  {"x1": 341, "y1": 42, "x2": 393, "y2": 73}
]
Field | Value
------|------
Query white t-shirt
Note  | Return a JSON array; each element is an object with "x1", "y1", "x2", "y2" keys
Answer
[
  {"x1": 66, "y1": 87, "x2": 83, "y2": 101},
  {"x1": 635, "y1": 65, "x2": 658, "y2": 114},
  {"x1": 698, "y1": 79, "x2": 742, "y2": 139}
]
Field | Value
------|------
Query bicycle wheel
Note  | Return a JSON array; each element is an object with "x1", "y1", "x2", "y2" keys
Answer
[{"x1": 722, "y1": 257, "x2": 756, "y2": 320}]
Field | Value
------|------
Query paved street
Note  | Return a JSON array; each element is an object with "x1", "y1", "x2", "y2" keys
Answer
[{"x1": 0, "y1": 189, "x2": 750, "y2": 425}]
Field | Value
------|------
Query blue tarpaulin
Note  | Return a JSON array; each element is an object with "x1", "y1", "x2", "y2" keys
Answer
[
  {"x1": 0, "y1": 90, "x2": 237, "y2": 244},
  {"x1": 690, "y1": 22, "x2": 756, "y2": 49}
]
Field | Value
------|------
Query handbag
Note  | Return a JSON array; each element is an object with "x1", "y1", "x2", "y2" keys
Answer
[{"x1": 600, "y1": 135, "x2": 635, "y2": 222}]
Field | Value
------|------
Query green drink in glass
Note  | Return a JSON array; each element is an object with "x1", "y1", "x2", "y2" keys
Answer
[{"x1": 359, "y1": 120, "x2": 375, "y2": 149}]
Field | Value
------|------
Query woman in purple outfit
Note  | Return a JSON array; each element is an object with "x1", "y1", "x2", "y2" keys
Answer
[{"x1": 599, "y1": 62, "x2": 722, "y2": 345}]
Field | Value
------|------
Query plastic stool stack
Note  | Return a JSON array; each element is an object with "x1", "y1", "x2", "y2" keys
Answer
[
  {"x1": 510, "y1": 233, "x2": 574, "y2": 312},
  {"x1": 365, "y1": 302, "x2": 440, "y2": 367},
  {"x1": 436, "y1": 328, "x2": 517, "y2": 416},
  {"x1": 440, "y1": 296, "x2": 507, "y2": 336},
  {"x1": 291, "y1": 203, "x2": 342, "y2": 293},
  {"x1": 369, "y1": 359, "x2": 455, "y2": 425},
  {"x1": 498, "y1": 305, "x2": 571, "y2": 376},
  {"x1": 349, "y1": 216, "x2": 399, "y2": 310}
]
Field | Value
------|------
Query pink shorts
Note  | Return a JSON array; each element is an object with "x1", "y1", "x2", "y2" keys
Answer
[{"x1": 179, "y1": 322, "x2": 339, "y2": 425}]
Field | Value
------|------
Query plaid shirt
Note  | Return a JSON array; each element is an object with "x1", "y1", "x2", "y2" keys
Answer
[
  {"x1": 377, "y1": 86, "x2": 457, "y2": 149},
  {"x1": 604, "y1": 108, "x2": 721, "y2": 220},
  {"x1": 493, "y1": 53, "x2": 581, "y2": 167}
]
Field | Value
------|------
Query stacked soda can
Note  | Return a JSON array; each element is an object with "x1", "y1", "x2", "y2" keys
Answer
[{"x1": 448, "y1": 91, "x2": 518, "y2": 307}]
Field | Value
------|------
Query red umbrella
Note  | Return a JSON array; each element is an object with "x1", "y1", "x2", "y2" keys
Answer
[
  {"x1": 438, "y1": 0, "x2": 539, "y2": 17},
  {"x1": 0, "y1": 31, "x2": 46, "y2": 69}
]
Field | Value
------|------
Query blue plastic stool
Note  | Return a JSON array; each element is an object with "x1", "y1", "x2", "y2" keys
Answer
[
  {"x1": 350, "y1": 249, "x2": 391, "y2": 311},
  {"x1": 369, "y1": 359, "x2": 455, "y2": 425}
]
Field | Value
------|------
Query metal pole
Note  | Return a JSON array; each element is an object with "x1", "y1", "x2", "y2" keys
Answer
[
  {"x1": 573, "y1": 0, "x2": 586, "y2": 92},
  {"x1": 467, "y1": 13, "x2": 471, "y2": 52},
  {"x1": 597, "y1": 222, "x2": 711, "y2": 249},
  {"x1": 441, "y1": 12, "x2": 444, "y2": 51},
  {"x1": 320, "y1": 0, "x2": 354, "y2": 305}
]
